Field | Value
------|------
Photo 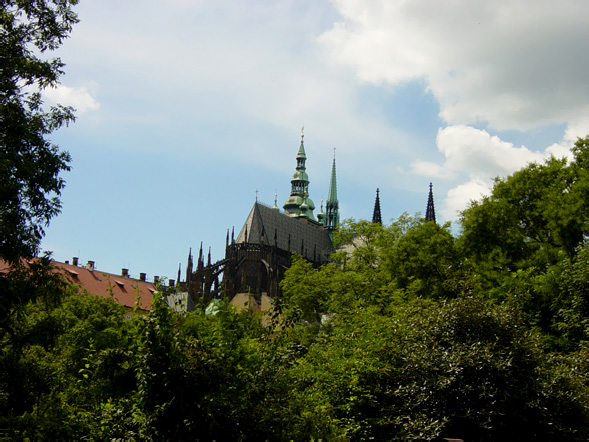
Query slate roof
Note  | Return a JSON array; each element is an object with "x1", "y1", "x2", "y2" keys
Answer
[{"x1": 235, "y1": 202, "x2": 334, "y2": 262}]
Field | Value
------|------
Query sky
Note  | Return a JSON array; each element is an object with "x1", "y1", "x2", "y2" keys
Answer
[{"x1": 40, "y1": 0, "x2": 589, "y2": 282}]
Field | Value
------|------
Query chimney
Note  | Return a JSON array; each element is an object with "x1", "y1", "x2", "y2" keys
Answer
[
  {"x1": 86, "y1": 260, "x2": 95, "y2": 271},
  {"x1": 169, "y1": 279, "x2": 175, "y2": 287},
  {"x1": 140, "y1": 273, "x2": 146, "y2": 282},
  {"x1": 72, "y1": 257, "x2": 79, "y2": 266},
  {"x1": 122, "y1": 268, "x2": 129, "y2": 277},
  {"x1": 154, "y1": 275, "x2": 160, "y2": 285}
]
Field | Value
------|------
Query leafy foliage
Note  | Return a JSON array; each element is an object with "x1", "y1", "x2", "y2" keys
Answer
[
  {"x1": 459, "y1": 137, "x2": 588, "y2": 274},
  {"x1": 1, "y1": 0, "x2": 78, "y2": 262}
]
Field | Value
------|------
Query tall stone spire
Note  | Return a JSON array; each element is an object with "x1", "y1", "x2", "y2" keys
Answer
[
  {"x1": 372, "y1": 188, "x2": 382, "y2": 224},
  {"x1": 198, "y1": 242, "x2": 204, "y2": 269},
  {"x1": 325, "y1": 150, "x2": 339, "y2": 234},
  {"x1": 283, "y1": 126, "x2": 316, "y2": 221},
  {"x1": 425, "y1": 182, "x2": 436, "y2": 223}
]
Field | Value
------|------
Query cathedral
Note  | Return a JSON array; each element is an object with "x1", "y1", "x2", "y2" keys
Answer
[{"x1": 182, "y1": 129, "x2": 436, "y2": 310}]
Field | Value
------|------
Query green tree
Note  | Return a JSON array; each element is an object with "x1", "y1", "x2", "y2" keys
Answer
[
  {"x1": 505, "y1": 241, "x2": 589, "y2": 351},
  {"x1": 281, "y1": 298, "x2": 588, "y2": 440},
  {"x1": 281, "y1": 251, "x2": 393, "y2": 321},
  {"x1": 546, "y1": 243, "x2": 589, "y2": 350},
  {"x1": 1, "y1": 0, "x2": 79, "y2": 262},
  {"x1": 0, "y1": 285, "x2": 127, "y2": 438},
  {"x1": 279, "y1": 254, "x2": 332, "y2": 322},
  {"x1": 0, "y1": 254, "x2": 66, "y2": 334},
  {"x1": 459, "y1": 137, "x2": 588, "y2": 276},
  {"x1": 384, "y1": 219, "x2": 459, "y2": 299}
]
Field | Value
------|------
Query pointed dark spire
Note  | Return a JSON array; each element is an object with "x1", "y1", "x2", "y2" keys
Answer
[
  {"x1": 226, "y1": 229, "x2": 229, "y2": 246},
  {"x1": 231, "y1": 226, "x2": 235, "y2": 244},
  {"x1": 186, "y1": 248, "x2": 193, "y2": 283},
  {"x1": 207, "y1": 247, "x2": 211, "y2": 266},
  {"x1": 425, "y1": 182, "x2": 436, "y2": 223},
  {"x1": 177, "y1": 263, "x2": 181, "y2": 283},
  {"x1": 372, "y1": 188, "x2": 382, "y2": 224},
  {"x1": 198, "y1": 242, "x2": 204, "y2": 269}
]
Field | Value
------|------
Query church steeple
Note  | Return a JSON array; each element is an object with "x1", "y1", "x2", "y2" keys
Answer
[
  {"x1": 325, "y1": 150, "x2": 339, "y2": 234},
  {"x1": 283, "y1": 126, "x2": 316, "y2": 221},
  {"x1": 425, "y1": 182, "x2": 436, "y2": 223},
  {"x1": 372, "y1": 188, "x2": 382, "y2": 224}
]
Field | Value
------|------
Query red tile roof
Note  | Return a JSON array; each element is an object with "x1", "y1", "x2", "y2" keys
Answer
[{"x1": 0, "y1": 259, "x2": 155, "y2": 310}]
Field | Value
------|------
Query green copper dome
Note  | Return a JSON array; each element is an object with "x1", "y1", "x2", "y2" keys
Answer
[{"x1": 292, "y1": 170, "x2": 309, "y2": 181}]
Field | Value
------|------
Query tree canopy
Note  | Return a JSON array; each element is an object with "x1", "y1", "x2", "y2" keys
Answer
[
  {"x1": 459, "y1": 137, "x2": 588, "y2": 273},
  {"x1": 1, "y1": 0, "x2": 78, "y2": 262}
]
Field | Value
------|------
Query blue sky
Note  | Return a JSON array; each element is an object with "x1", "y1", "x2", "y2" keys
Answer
[{"x1": 41, "y1": 0, "x2": 589, "y2": 282}]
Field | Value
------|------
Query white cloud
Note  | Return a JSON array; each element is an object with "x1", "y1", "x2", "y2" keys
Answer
[
  {"x1": 441, "y1": 178, "x2": 490, "y2": 221},
  {"x1": 43, "y1": 84, "x2": 100, "y2": 114},
  {"x1": 562, "y1": 117, "x2": 589, "y2": 145},
  {"x1": 436, "y1": 125, "x2": 545, "y2": 179},
  {"x1": 428, "y1": 125, "x2": 574, "y2": 221},
  {"x1": 409, "y1": 159, "x2": 454, "y2": 179},
  {"x1": 320, "y1": 0, "x2": 589, "y2": 131}
]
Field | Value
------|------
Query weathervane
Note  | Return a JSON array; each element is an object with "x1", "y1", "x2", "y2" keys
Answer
[{"x1": 301, "y1": 125, "x2": 304, "y2": 138}]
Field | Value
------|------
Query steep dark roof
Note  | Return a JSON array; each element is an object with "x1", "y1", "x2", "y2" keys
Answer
[{"x1": 236, "y1": 202, "x2": 335, "y2": 262}]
